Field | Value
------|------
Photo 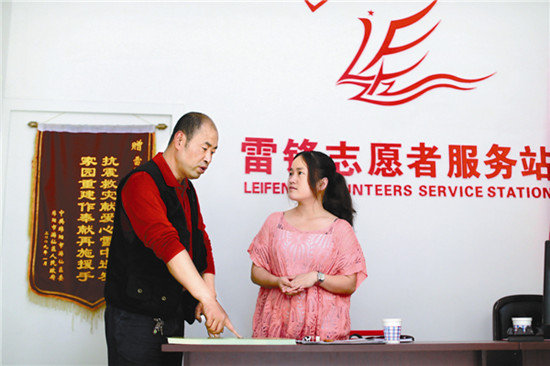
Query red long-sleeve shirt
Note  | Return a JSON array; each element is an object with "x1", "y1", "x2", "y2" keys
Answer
[{"x1": 121, "y1": 153, "x2": 215, "y2": 274}]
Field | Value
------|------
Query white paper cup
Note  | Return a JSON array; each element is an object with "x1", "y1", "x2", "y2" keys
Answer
[
  {"x1": 512, "y1": 317, "x2": 532, "y2": 333},
  {"x1": 383, "y1": 318, "x2": 402, "y2": 344}
]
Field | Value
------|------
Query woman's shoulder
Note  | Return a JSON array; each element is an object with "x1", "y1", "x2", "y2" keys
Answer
[
  {"x1": 332, "y1": 218, "x2": 355, "y2": 233},
  {"x1": 266, "y1": 211, "x2": 284, "y2": 220},
  {"x1": 263, "y1": 211, "x2": 284, "y2": 226}
]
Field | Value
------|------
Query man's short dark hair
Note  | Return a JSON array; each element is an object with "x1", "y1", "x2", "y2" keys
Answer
[{"x1": 168, "y1": 112, "x2": 212, "y2": 146}]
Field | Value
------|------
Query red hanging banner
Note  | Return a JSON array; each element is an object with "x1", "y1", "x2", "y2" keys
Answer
[{"x1": 29, "y1": 125, "x2": 155, "y2": 310}]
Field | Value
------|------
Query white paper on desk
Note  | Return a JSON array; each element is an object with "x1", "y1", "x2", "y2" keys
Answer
[{"x1": 167, "y1": 337, "x2": 296, "y2": 345}]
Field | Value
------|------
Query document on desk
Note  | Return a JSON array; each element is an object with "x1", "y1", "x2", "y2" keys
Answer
[{"x1": 167, "y1": 337, "x2": 297, "y2": 345}]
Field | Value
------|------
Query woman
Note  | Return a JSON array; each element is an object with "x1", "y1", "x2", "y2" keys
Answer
[{"x1": 248, "y1": 151, "x2": 367, "y2": 340}]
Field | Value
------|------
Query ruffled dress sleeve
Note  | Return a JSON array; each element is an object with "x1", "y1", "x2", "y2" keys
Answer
[
  {"x1": 331, "y1": 220, "x2": 368, "y2": 290},
  {"x1": 247, "y1": 212, "x2": 281, "y2": 272}
]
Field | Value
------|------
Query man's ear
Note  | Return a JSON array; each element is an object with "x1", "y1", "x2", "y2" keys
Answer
[{"x1": 174, "y1": 130, "x2": 187, "y2": 149}]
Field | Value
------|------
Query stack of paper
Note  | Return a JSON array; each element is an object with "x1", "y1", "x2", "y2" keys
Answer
[{"x1": 167, "y1": 337, "x2": 296, "y2": 345}]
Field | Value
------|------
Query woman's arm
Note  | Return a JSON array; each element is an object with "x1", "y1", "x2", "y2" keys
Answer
[
  {"x1": 251, "y1": 263, "x2": 294, "y2": 293},
  {"x1": 318, "y1": 273, "x2": 357, "y2": 295},
  {"x1": 288, "y1": 271, "x2": 357, "y2": 295},
  {"x1": 252, "y1": 263, "x2": 357, "y2": 295}
]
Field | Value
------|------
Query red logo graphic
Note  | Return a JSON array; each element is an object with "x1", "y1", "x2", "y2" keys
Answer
[
  {"x1": 305, "y1": 0, "x2": 328, "y2": 13},
  {"x1": 337, "y1": 0, "x2": 494, "y2": 106}
]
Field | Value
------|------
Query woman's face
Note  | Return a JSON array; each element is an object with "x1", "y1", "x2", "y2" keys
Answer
[{"x1": 287, "y1": 156, "x2": 313, "y2": 202}]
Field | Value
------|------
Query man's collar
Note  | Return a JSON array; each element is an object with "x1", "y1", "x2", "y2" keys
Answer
[{"x1": 152, "y1": 152, "x2": 189, "y2": 189}]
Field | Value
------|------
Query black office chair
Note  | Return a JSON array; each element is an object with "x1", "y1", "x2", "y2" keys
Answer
[{"x1": 492, "y1": 294, "x2": 543, "y2": 340}]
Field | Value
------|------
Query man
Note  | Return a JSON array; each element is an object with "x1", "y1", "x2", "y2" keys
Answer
[{"x1": 104, "y1": 112, "x2": 240, "y2": 366}]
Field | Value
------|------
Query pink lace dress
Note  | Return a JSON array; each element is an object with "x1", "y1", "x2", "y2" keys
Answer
[{"x1": 248, "y1": 212, "x2": 367, "y2": 340}]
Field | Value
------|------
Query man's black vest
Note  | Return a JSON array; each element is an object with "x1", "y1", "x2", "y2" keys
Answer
[{"x1": 104, "y1": 159, "x2": 207, "y2": 322}]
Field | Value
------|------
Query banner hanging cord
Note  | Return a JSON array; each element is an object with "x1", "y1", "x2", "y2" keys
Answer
[
  {"x1": 27, "y1": 121, "x2": 168, "y2": 130},
  {"x1": 131, "y1": 114, "x2": 168, "y2": 130}
]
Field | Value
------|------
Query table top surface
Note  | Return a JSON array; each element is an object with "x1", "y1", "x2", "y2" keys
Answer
[{"x1": 162, "y1": 340, "x2": 550, "y2": 353}]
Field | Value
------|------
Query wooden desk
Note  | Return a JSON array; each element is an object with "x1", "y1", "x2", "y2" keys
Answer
[
  {"x1": 517, "y1": 341, "x2": 550, "y2": 366},
  {"x1": 162, "y1": 340, "x2": 550, "y2": 366}
]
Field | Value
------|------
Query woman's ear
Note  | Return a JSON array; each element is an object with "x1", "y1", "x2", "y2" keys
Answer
[{"x1": 317, "y1": 177, "x2": 328, "y2": 192}]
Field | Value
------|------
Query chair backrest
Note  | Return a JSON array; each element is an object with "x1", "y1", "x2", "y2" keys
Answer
[{"x1": 492, "y1": 294, "x2": 543, "y2": 340}]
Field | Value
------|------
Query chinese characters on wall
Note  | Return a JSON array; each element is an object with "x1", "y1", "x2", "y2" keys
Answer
[{"x1": 241, "y1": 137, "x2": 550, "y2": 198}]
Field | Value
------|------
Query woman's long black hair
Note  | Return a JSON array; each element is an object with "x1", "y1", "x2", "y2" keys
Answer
[{"x1": 294, "y1": 150, "x2": 356, "y2": 226}]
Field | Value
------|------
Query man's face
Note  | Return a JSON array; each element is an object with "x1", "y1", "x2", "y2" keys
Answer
[{"x1": 174, "y1": 122, "x2": 219, "y2": 180}]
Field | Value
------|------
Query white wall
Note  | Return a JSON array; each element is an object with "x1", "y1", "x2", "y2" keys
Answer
[{"x1": 2, "y1": 1, "x2": 549, "y2": 365}]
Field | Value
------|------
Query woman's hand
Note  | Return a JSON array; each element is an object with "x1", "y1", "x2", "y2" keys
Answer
[
  {"x1": 251, "y1": 264, "x2": 306, "y2": 296},
  {"x1": 252, "y1": 263, "x2": 356, "y2": 296},
  {"x1": 289, "y1": 271, "x2": 358, "y2": 295},
  {"x1": 276, "y1": 276, "x2": 296, "y2": 294},
  {"x1": 282, "y1": 272, "x2": 317, "y2": 295}
]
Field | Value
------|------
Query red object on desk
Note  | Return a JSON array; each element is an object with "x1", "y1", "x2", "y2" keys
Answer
[{"x1": 350, "y1": 330, "x2": 384, "y2": 337}]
